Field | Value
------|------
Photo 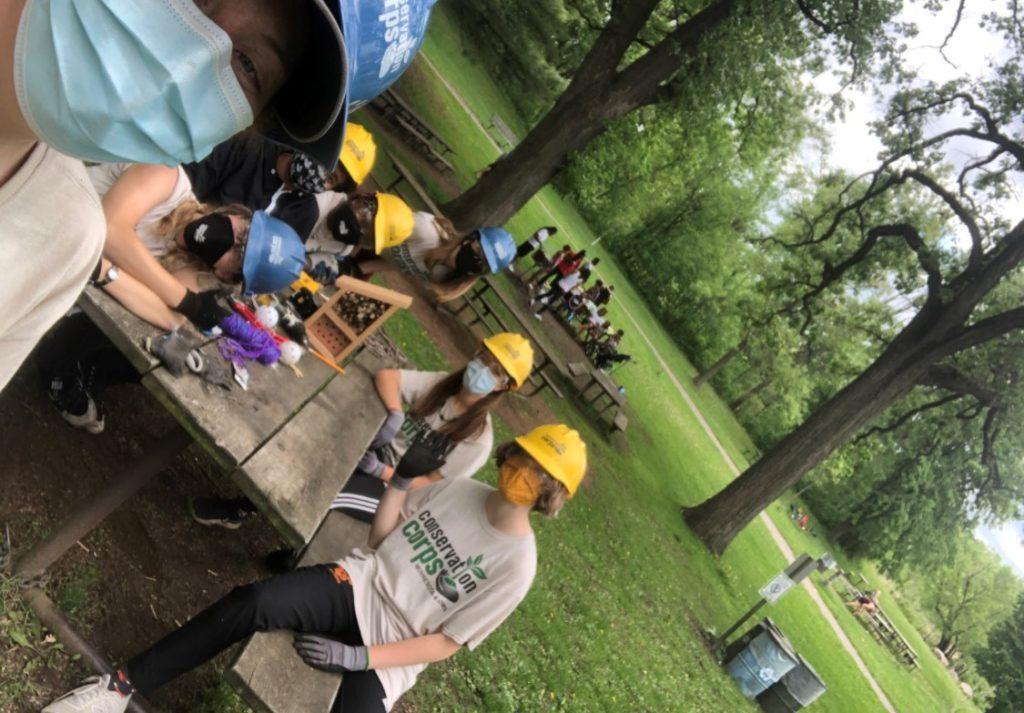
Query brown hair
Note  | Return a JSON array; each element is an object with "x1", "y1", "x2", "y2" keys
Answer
[
  {"x1": 423, "y1": 218, "x2": 481, "y2": 303},
  {"x1": 152, "y1": 199, "x2": 253, "y2": 245},
  {"x1": 407, "y1": 369, "x2": 503, "y2": 443},
  {"x1": 494, "y1": 442, "x2": 569, "y2": 517}
]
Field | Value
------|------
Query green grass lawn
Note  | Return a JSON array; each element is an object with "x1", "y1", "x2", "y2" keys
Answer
[{"x1": 356, "y1": 7, "x2": 980, "y2": 713}]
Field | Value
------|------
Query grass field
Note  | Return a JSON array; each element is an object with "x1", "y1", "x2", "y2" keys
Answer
[{"x1": 358, "y1": 5, "x2": 981, "y2": 711}]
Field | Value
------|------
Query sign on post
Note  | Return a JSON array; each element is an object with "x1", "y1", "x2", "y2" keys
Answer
[{"x1": 760, "y1": 572, "x2": 795, "y2": 603}]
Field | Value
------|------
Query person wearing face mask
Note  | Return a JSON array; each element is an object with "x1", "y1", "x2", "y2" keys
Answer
[
  {"x1": 45, "y1": 423, "x2": 585, "y2": 713},
  {"x1": 303, "y1": 191, "x2": 416, "y2": 284},
  {"x1": 182, "y1": 123, "x2": 379, "y2": 242},
  {"x1": 192, "y1": 332, "x2": 533, "y2": 533},
  {"x1": 352, "y1": 212, "x2": 518, "y2": 302},
  {"x1": 0, "y1": 0, "x2": 439, "y2": 392}
]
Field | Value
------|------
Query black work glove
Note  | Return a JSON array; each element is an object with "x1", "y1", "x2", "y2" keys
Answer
[
  {"x1": 390, "y1": 435, "x2": 449, "y2": 491},
  {"x1": 175, "y1": 289, "x2": 230, "y2": 331}
]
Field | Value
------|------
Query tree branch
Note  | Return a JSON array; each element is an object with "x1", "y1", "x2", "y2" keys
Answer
[
  {"x1": 935, "y1": 307, "x2": 1024, "y2": 358},
  {"x1": 854, "y1": 392, "x2": 964, "y2": 442},
  {"x1": 904, "y1": 169, "x2": 983, "y2": 271}
]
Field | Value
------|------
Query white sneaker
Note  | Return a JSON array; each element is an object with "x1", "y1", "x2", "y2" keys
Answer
[
  {"x1": 60, "y1": 397, "x2": 105, "y2": 435},
  {"x1": 43, "y1": 675, "x2": 131, "y2": 712}
]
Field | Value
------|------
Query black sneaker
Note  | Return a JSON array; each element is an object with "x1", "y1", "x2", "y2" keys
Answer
[{"x1": 190, "y1": 497, "x2": 255, "y2": 530}]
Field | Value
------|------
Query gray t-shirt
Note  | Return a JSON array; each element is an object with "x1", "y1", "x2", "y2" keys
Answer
[
  {"x1": 385, "y1": 370, "x2": 492, "y2": 481},
  {"x1": 383, "y1": 211, "x2": 452, "y2": 282},
  {"x1": 341, "y1": 478, "x2": 537, "y2": 709}
]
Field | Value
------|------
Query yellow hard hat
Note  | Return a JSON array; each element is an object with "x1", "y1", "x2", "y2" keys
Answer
[
  {"x1": 516, "y1": 424, "x2": 587, "y2": 496},
  {"x1": 374, "y1": 193, "x2": 414, "y2": 254},
  {"x1": 339, "y1": 123, "x2": 377, "y2": 186},
  {"x1": 484, "y1": 332, "x2": 533, "y2": 388}
]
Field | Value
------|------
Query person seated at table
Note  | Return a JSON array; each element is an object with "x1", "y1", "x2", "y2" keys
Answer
[
  {"x1": 594, "y1": 349, "x2": 631, "y2": 372},
  {"x1": 183, "y1": 123, "x2": 378, "y2": 241},
  {"x1": 847, "y1": 590, "x2": 881, "y2": 616},
  {"x1": 192, "y1": 332, "x2": 534, "y2": 533},
  {"x1": 44, "y1": 423, "x2": 587, "y2": 713},
  {"x1": 351, "y1": 213, "x2": 518, "y2": 303}
]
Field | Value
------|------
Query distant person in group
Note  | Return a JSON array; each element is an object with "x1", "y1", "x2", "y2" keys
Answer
[
  {"x1": 514, "y1": 226, "x2": 558, "y2": 262},
  {"x1": 0, "y1": 0, "x2": 440, "y2": 392},
  {"x1": 847, "y1": 590, "x2": 881, "y2": 616},
  {"x1": 45, "y1": 424, "x2": 587, "y2": 713},
  {"x1": 531, "y1": 258, "x2": 600, "y2": 320},
  {"x1": 0, "y1": 0, "x2": 349, "y2": 392},
  {"x1": 319, "y1": 208, "x2": 517, "y2": 302},
  {"x1": 585, "y1": 281, "x2": 614, "y2": 307},
  {"x1": 535, "y1": 248, "x2": 585, "y2": 291},
  {"x1": 523, "y1": 243, "x2": 572, "y2": 285},
  {"x1": 193, "y1": 332, "x2": 534, "y2": 531},
  {"x1": 184, "y1": 123, "x2": 378, "y2": 241}
]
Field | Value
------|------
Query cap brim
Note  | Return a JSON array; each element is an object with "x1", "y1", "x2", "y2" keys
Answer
[{"x1": 264, "y1": 0, "x2": 348, "y2": 168}]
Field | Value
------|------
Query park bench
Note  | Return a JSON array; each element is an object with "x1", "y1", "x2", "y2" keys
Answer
[
  {"x1": 488, "y1": 114, "x2": 518, "y2": 149},
  {"x1": 447, "y1": 281, "x2": 565, "y2": 399},
  {"x1": 380, "y1": 148, "x2": 442, "y2": 215},
  {"x1": 226, "y1": 511, "x2": 372, "y2": 712},
  {"x1": 369, "y1": 89, "x2": 455, "y2": 174}
]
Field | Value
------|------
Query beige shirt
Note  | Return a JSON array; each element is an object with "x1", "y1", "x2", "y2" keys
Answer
[
  {"x1": 86, "y1": 162, "x2": 194, "y2": 257},
  {"x1": 341, "y1": 478, "x2": 537, "y2": 710},
  {"x1": 383, "y1": 211, "x2": 452, "y2": 282},
  {"x1": 0, "y1": 144, "x2": 105, "y2": 391},
  {"x1": 388, "y1": 370, "x2": 492, "y2": 481}
]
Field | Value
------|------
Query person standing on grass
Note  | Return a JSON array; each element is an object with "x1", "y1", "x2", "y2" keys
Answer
[
  {"x1": 514, "y1": 225, "x2": 558, "y2": 262},
  {"x1": 523, "y1": 243, "x2": 572, "y2": 285},
  {"x1": 44, "y1": 424, "x2": 587, "y2": 713},
  {"x1": 531, "y1": 258, "x2": 600, "y2": 320}
]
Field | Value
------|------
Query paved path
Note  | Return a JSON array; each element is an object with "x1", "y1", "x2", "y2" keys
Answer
[{"x1": 417, "y1": 51, "x2": 895, "y2": 713}]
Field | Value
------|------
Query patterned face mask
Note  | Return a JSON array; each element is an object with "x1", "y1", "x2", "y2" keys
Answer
[{"x1": 289, "y1": 153, "x2": 330, "y2": 195}]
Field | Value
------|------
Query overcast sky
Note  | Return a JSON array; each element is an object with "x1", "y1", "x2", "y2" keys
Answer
[{"x1": 807, "y1": 1, "x2": 1024, "y2": 579}]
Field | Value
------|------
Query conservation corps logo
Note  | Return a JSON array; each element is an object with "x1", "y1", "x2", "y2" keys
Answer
[
  {"x1": 378, "y1": 0, "x2": 418, "y2": 79},
  {"x1": 403, "y1": 511, "x2": 487, "y2": 603}
]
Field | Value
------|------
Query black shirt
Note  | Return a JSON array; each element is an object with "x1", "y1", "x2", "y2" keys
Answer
[{"x1": 183, "y1": 136, "x2": 318, "y2": 242}]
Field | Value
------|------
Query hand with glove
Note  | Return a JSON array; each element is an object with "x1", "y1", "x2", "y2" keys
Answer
[
  {"x1": 308, "y1": 255, "x2": 340, "y2": 285},
  {"x1": 146, "y1": 328, "x2": 203, "y2": 377},
  {"x1": 390, "y1": 435, "x2": 449, "y2": 491},
  {"x1": 357, "y1": 448, "x2": 386, "y2": 479},
  {"x1": 293, "y1": 634, "x2": 369, "y2": 673},
  {"x1": 175, "y1": 289, "x2": 230, "y2": 331},
  {"x1": 370, "y1": 409, "x2": 406, "y2": 449}
]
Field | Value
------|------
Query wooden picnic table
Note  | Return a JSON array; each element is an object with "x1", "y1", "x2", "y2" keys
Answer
[
  {"x1": 78, "y1": 286, "x2": 390, "y2": 548},
  {"x1": 369, "y1": 89, "x2": 455, "y2": 174},
  {"x1": 568, "y1": 361, "x2": 627, "y2": 415}
]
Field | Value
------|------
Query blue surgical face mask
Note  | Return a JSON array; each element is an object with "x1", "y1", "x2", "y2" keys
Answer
[
  {"x1": 14, "y1": 0, "x2": 254, "y2": 166},
  {"x1": 463, "y1": 359, "x2": 498, "y2": 396}
]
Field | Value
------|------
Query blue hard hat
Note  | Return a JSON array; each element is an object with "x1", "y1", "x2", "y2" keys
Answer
[
  {"x1": 478, "y1": 227, "x2": 517, "y2": 273},
  {"x1": 270, "y1": 0, "x2": 438, "y2": 169},
  {"x1": 242, "y1": 212, "x2": 306, "y2": 295}
]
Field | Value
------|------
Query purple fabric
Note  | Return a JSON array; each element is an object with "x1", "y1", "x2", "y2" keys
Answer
[{"x1": 218, "y1": 314, "x2": 281, "y2": 367}]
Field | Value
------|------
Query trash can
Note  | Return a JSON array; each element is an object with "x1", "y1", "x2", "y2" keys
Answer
[
  {"x1": 757, "y1": 655, "x2": 827, "y2": 712},
  {"x1": 724, "y1": 623, "x2": 799, "y2": 699}
]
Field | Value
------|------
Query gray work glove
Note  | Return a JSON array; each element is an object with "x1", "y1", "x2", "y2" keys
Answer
[
  {"x1": 370, "y1": 409, "x2": 406, "y2": 449},
  {"x1": 293, "y1": 634, "x2": 369, "y2": 673},
  {"x1": 357, "y1": 448, "x2": 386, "y2": 479},
  {"x1": 146, "y1": 328, "x2": 203, "y2": 377}
]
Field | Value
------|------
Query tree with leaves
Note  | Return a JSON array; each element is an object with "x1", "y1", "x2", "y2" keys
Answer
[
  {"x1": 442, "y1": 0, "x2": 901, "y2": 228},
  {"x1": 682, "y1": 14, "x2": 1024, "y2": 553},
  {"x1": 977, "y1": 591, "x2": 1024, "y2": 713}
]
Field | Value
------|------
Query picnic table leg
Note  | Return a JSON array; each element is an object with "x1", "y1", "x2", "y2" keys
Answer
[{"x1": 14, "y1": 426, "x2": 190, "y2": 579}]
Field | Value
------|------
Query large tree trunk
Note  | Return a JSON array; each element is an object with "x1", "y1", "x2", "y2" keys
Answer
[
  {"x1": 694, "y1": 341, "x2": 746, "y2": 388},
  {"x1": 442, "y1": 0, "x2": 739, "y2": 229},
  {"x1": 682, "y1": 310, "x2": 945, "y2": 554}
]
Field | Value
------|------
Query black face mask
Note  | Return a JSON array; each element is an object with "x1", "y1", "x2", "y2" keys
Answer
[
  {"x1": 330, "y1": 204, "x2": 363, "y2": 246},
  {"x1": 183, "y1": 214, "x2": 234, "y2": 267},
  {"x1": 453, "y1": 241, "x2": 484, "y2": 277}
]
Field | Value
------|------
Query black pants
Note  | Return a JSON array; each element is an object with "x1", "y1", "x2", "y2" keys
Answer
[
  {"x1": 533, "y1": 285, "x2": 566, "y2": 315},
  {"x1": 125, "y1": 565, "x2": 386, "y2": 712},
  {"x1": 35, "y1": 313, "x2": 138, "y2": 415}
]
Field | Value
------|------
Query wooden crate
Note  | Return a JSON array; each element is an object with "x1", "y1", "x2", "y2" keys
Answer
[{"x1": 305, "y1": 277, "x2": 413, "y2": 364}]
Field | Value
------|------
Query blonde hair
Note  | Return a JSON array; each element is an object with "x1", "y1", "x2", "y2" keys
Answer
[
  {"x1": 494, "y1": 442, "x2": 570, "y2": 517},
  {"x1": 423, "y1": 216, "x2": 482, "y2": 303},
  {"x1": 152, "y1": 199, "x2": 253, "y2": 283}
]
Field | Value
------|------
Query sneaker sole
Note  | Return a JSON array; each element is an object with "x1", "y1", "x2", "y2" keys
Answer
[{"x1": 191, "y1": 513, "x2": 243, "y2": 530}]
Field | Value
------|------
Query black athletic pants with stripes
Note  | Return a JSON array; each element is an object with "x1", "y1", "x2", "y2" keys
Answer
[{"x1": 124, "y1": 565, "x2": 387, "y2": 712}]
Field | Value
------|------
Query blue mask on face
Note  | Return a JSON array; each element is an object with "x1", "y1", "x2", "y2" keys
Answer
[
  {"x1": 14, "y1": 0, "x2": 254, "y2": 166},
  {"x1": 463, "y1": 359, "x2": 498, "y2": 396}
]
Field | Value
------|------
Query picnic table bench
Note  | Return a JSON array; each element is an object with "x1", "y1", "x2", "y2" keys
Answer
[
  {"x1": 445, "y1": 278, "x2": 566, "y2": 399},
  {"x1": 567, "y1": 361, "x2": 628, "y2": 431},
  {"x1": 380, "y1": 149, "x2": 442, "y2": 215},
  {"x1": 829, "y1": 573, "x2": 919, "y2": 668},
  {"x1": 369, "y1": 89, "x2": 455, "y2": 174},
  {"x1": 489, "y1": 114, "x2": 518, "y2": 149}
]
